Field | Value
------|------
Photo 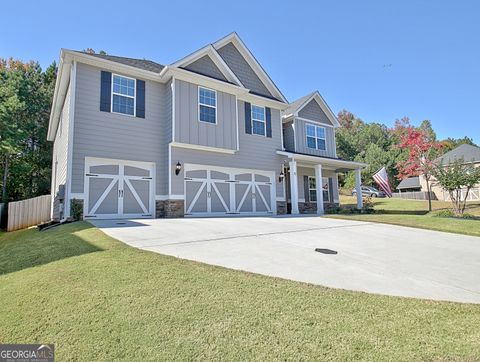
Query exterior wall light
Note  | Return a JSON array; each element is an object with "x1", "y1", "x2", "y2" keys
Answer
[
  {"x1": 175, "y1": 162, "x2": 182, "y2": 175},
  {"x1": 278, "y1": 170, "x2": 285, "y2": 183}
]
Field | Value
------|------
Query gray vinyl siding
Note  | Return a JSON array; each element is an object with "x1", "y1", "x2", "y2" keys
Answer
[
  {"x1": 283, "y1": 121, "x2": 295, "y2": 152},
  {"x1": 298, "y1": 99, "x2": 334, "y2": 126},
  {"x1": 297, "y1": 166, "x2": 339, "y2": 203},
  {"x1": 174, "y1": 79, "x2": 237, "y2": 151},
  {"x1": 171, "y1": 100, "x2": 285, "y2": 198},
  {"x1": 51, "y1": 82, "x2": 71, "y2": 220},
  {"x1": 294, "y1": 117, "x2": 336, "y2": 158},
  {"x1": 183, "y1": 55, "x2": 227, "y2": 82},
  {"x1": 217, "y1": 42, "x2": 273, "y2": 98},
  {"x1": 71, "y1": 63, "x2": 168, "y2": 195}
]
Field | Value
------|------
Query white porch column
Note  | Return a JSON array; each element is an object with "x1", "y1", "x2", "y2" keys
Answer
[
  {"x1": 355, "y1": 168, "x2": 363, "y2": 209},
  {"x1": 315, "y1": 164, "x2": 324, "y2": 215},
  {"x1": 289, "y1": 160, "x2": 299, "y2": 214}
]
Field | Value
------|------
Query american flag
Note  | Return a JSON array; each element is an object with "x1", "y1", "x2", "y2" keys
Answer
[{"x1": 372, "y1": 167, "x2": 392, "y2": 197}]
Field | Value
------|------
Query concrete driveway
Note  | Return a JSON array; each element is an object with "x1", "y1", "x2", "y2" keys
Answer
[{"x1": 91, "y1": 216, "x2": 480, "y2": 304}]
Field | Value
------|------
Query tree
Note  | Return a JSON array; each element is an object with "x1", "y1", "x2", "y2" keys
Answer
[
  {"x1": 440, "y1": 136, "x2": 478, "y2": 152},
  {"x1": 431, "y1": 159, "x2": 480, "y2": 216},
  {"x1": 0, "y1": 58, "x2": 56, "y2": 202},
  {"x1": 396, "y1": 126, "x2": 443, "y2": 211}
]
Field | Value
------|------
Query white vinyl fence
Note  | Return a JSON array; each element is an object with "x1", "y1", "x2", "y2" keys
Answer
[
  {"x1": 7, "y1": 195, "x2": 51, "y2": 232},
  {"x1": 443, "y1": 187, "x2": 480, "y2": 202}
]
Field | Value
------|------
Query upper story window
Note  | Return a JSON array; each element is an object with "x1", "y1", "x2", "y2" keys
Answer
[
  {"x1": 305, "y1": 123, "x2": 326, "y2": 151},
  {"x1": 251, "y1": 105, "x2": 266, "y2": 136},
  {"x1": 112, "y1": 74, "x2": 136, "y2": 116},
  {"x1": 198, "y1": 87, "x2": 217, "y2": 124}
]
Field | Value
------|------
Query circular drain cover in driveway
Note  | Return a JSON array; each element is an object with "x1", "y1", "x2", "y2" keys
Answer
[{"x1": 315, "y1": 248, "x2": 338, "y2": 255}]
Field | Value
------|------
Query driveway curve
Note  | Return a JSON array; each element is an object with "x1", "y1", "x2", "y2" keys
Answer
[{"x1": 92, "y1": 216, "x2": 480, "y2": 304}]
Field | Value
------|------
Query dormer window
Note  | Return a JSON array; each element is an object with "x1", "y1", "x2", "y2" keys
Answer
[
  {"x1": 198, "y1": 87, "x2": 217, "y2": 124},
  {"x1": 112, "y1": 74, "x2": 136, "y2": 116},
  {"x1": 251, "y1": 105, "x2": 266, "y2": 136},
  {"x1": 306, "y1": 123, "x2": 326, "y2": 151}
]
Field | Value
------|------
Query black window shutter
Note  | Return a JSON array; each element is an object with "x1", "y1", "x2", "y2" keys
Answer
[
  {"x1": 266, "y1": 107, "x2": 272, "y2": 138},
  {"x1": 304, "y1": 176, "x2": 310, "y2": 202},
  {"x1": 245, "y1": 102, "x2": 252, "y2": 134},
  {"x1": 136, "y1": 79, "x2": 145, "y2": 118},
  {"x1": 100, "y1": 71, "x2": 112, "y2": 112}
]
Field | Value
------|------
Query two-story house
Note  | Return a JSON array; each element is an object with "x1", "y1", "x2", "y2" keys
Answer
[{"x1": 47, "y1": 32, "x2": 366, "y2": 221}]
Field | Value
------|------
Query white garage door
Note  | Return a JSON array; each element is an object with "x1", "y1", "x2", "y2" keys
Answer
[
  {"x1": 84, "y1": 158, "x2": 154, "y2": 219},
  {"x1": 184, "y1": 165, "x2": 275, "y2": 217}
]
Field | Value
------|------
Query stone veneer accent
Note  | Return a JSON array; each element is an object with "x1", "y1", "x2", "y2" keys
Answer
[
  {"x1": 276, "y1": 201, "x2": 287, "y2": 215},
  {"x1": 156, "y1": 200, "x2": 184, "y2": 218},
  {"x1": 298, "y1": 202, "x2": 338, "y2": 214}
]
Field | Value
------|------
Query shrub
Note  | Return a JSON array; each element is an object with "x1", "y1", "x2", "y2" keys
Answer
[{"x1": 71, "y1": 199, "x2": 83, "y2": 221}]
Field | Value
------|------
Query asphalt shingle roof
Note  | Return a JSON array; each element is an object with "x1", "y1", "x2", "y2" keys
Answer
[
  {"x1": 77, "y1": 52, "x2": 165, "y2": 73},
  {"x1": 436, "y1": 144, "x2": 480, "y2": 165},
  {"x1": 396, "y1": 176, "x2": 421, "y2": 190},
  {"x1": 284, "y1": 92, "x2": 316, "y2": 116}
]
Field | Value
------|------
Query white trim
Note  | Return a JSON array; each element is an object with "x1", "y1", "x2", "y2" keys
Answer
[
  {"x1": 305, "y1": 123, "x2": 327, "y2": 152},
  {"x1": 165, "y1": 67, "x2": 247, "y2": 96},
  {"x1": 168, "y1": 143, "x2": 172, "y2": 197},
  {"x1": 251, "y1": 104, "x2": 266, "y2": 137},
  {"x1": 238, "y1": 91, "x2": 288, "y2": 110},
  {"x1": 293, "y1": 92, "x2": 341, "y2": 128},
  {"x1": 156, "y1": 194, "x2": 186, "y2": 201},
  {"x1": 64, "y1": 60, "x2": 77, "y2": 221},
  {"x1": 212, "y1": 32, "x2": 288, "y2": 103},
  {"x1": 235, "y1": 95, "x2": 239, "y2": 151},
  {"x1": 70, "y1": 193, "x2": 84, "y2": 199},
  {"x1": 276, "y1": 196, "x2": 286, "y2": 202},
  {"x1": 296, "y1": 116, "x2": 335, "y2": 128},
  {"x1": 170, "y1": 142, "x2": 236, "y2": 154},
  {"x1": 171, "y1": 44, "x2": 243, "y2": 87},
  {"x1": 171, "y1": 78, "x2": 176, "y2": 142},
  {"x1": 111, "y1": 73, "x2": 136, "y2": 117},
  {"x1": 198, "y1": 86, "x2": 217, "y2": 125},
  {"x1": 277, "y1": 150, "x2": 367, "y2": 170}
]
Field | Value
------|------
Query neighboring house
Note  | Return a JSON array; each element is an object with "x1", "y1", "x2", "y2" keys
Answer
[
  {"x1": 418, "y1": 144, "x2": 480, "y2": 201},
  {"x1": 396, "y1": 176, "x2": 422, "y2": 193},
  {"x1": 47, "y1": 33, "x2": 366, "y2": 220}
]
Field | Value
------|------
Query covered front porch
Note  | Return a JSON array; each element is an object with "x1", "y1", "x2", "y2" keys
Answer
[{"x1": 278, "y1": 151, "x2": 367, "y2": 215}]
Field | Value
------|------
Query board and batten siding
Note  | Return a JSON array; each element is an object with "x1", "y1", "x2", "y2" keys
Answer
[
  {"x1": 174, "y1": 79, "x2": 237, "y2": 151},
  {"x1": 51, "y1": 82, "x2": 71, "y2": 220},
  {"x1": 296, "y1": 166, "x2": 339, "y2": 203},
  {"x1": 283, "y1": 120, "x2": 295, "y2": 152},
  {"x1": 71, "y1": 63, "x2": 169, "y2": 195},
  {"x1": 294, "y1": 117, "x2": 336, "y2": 158},
  {"x1": 171, "y1": 100, "x2": 285, "y2": 198}
]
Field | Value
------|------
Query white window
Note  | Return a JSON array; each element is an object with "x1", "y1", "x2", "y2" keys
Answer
[
  {"x1": 198, "y1": 87, "x2": 217, "y2": 124},
  {"x1": 306, "y1": 124, "x2": 326, "y2": 151},
  {"x1": 112, "y1": 74, "x2": 135, "y2": 116},
  {"x1": 308, "y1": 176, "x2": 329, "y2": 202},
  {"x1": 251, "y1": 105, "x2": 266, "y2": 136}
]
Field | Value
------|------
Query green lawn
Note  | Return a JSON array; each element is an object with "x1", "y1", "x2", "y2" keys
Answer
[
  {"x1": 1, "y1": 223, "x2": 480, "y2": 360},
  {"x1": 328, "y1": 196, "x2": 480, "y2": 237}
]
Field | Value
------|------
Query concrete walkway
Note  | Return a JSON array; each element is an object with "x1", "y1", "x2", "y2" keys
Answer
[{"x1": 91, "y1": 216, "x2": 480, "y2": 304}]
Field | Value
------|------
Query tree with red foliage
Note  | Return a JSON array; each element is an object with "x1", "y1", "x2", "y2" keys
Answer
[{"x1": 396, "y1": 125, "x2": 443, "y2": 211}]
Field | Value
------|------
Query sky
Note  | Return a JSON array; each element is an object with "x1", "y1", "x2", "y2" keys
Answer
[{"x1": 2, "y1": 0, "x2": 479, "y2": 144}]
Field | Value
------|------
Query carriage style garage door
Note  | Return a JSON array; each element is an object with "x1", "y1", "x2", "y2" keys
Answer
[
  {"x1": 84, "y1": 157, "x2": 155, "y2": 219},
  {"x1": 184, "y1": 164, "x2": 276, "y2": 217}
]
